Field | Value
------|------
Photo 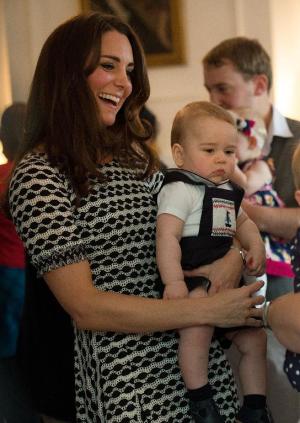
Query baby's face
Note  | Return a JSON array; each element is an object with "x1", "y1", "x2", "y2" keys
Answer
[{"x1": 172, "y1": 116, "x2": 238, "y2": 184}]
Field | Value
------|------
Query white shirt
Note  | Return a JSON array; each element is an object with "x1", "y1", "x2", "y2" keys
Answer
[{"x1": 264, "y1": 107, "x2": 293, "y2": 156}]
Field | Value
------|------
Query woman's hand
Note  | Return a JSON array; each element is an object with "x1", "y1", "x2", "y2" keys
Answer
[
  {"x1": 183, "y1": 246, "x2": 243, "y2": 294},
  {"x1": 206, "y1": 281, "x2": 264, "y2": 328}
]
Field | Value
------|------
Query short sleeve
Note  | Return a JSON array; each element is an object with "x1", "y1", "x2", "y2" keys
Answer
[
  {"x1": 157, "y1": 182, "x2": 195, "y2": 222},
  {"x1": 145, "y1": 171, "x2": 164, "y2": 195},
  {"x1": 9, "y1": 154, "x2": 86, "y2": 276}
]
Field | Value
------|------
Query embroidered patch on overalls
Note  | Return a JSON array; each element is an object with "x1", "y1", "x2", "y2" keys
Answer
[{"x1": 211, "y1": 198, "x2": 236, "y2": 237}]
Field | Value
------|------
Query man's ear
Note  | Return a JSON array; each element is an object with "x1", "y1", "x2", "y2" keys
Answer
[
  {"x1": 295, "y1": 189, "x2": 300, "y2": 206},
  {"x1": 253, "y1": 74, "x2": 269, "y2": 96},
  {"x1": 172, "y1": 143, "x2": 184, "y2": 167}
]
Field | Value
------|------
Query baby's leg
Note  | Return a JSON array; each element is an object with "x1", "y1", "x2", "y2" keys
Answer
[
  {"x1": 180, "y1": 286, "x2": 223, "y2": 422},
  {"x1": 178, "y1": 286, "x2": 213, "y2": 389},
  {"x1": 229, "y1": 328, "x2": 273, "y2": 422},
  {"x1": 230, "y1": 328, "x2": 267, "y2": 395}
]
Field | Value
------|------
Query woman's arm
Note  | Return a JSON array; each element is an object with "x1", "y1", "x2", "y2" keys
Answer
[
  {"x1": 242, "y1": 200, "x2": 300, "y2": 240},
  {"x1": 266, "y1": 293, "x2": 300, "y2": 353},
  {"x1": 44, "y1": 260, "x2": 264, "y2": 332}
]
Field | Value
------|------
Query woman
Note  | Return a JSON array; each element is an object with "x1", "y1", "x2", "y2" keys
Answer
[{"x1": 8, "y1": 13, "x2": 263, "y2": 422}]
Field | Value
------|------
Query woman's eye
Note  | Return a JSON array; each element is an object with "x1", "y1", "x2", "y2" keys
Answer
[{"x1": 100, "y1": 62, "x2": 114, "y2": 70}]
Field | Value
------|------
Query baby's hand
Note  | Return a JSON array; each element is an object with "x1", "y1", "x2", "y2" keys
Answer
[
  {"x1": 163, "y1": 282, "x2": 189, "y2": 300},
  {"x1": 245, "y1": 243, "x2": 266, "y2": 276}
]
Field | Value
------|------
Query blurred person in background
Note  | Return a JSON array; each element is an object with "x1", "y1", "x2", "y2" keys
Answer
[{"x1": 0, "y1": 102, "x2": 41, "y2": 422}]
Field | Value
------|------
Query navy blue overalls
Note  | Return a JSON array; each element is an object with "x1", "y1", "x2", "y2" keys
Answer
[{"x1": 158, "y1": 168, "x2": 244, "y2": 291}]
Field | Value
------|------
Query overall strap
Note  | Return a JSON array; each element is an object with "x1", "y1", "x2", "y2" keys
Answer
[{"x1": 160, "y1": 168, "x2": 216, "y2": 190}]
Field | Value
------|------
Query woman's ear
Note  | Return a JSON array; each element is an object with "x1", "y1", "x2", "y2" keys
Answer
[
  {"x1": 172, "y1": 143, "x2": 184, "y2": 167},
  {"x1": 253, "y1": 74, "x2": 268, "y2": 96},
  {"x1": 294, "y1": 190, "x2": 300, "y2": 206}
]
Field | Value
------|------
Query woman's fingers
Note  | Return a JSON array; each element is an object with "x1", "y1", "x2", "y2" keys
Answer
[
  {"x1": 245, "y1": 316, "x2": 263, "y2": 327},
  {"x1": 248, "y1": 305, "x2": 263, "y2": 319},
  {"x1": 246, "y1": 280, "x2": 265, "y2": 297}
]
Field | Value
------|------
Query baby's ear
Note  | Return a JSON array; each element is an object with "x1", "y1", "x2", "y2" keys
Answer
[
  {"x1": 172, "y1": 143, "x2": 184, "y2": 167},
  {"x1": 295, "y1": 190, "x2": 300, "y2": 206}
]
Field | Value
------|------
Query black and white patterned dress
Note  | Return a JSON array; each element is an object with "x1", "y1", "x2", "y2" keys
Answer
[{"x1": 9, "y1": 153, "x2": 238, "y2": 422}]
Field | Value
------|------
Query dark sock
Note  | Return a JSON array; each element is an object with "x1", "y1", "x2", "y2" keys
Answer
[
  {"x1": 243, "y1": 394, "x2": 266, "y2": 409},
  {"x1": 188, "y1": 383, "x2": 213, "y2": 402}
]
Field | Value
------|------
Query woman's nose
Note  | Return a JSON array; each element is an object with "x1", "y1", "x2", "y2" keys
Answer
[{"x1": 115, "y1": 69, "x2": 131, "y2": 89}]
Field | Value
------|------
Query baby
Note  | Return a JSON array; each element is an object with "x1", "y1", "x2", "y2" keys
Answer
[
  {"x1": 156, "y1": 101, "x2": 271, "y2": 423},
  {"x1": 231, "y1": 109, "x2": 293, "y2": 293}
]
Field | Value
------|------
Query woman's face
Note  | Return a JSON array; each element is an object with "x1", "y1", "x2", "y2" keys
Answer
[{"x1": 87, "y1": 30, "x2": 134, "y2": 127}]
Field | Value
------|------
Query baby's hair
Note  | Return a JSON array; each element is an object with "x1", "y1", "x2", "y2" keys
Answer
[
  {"x1": 229, "y1": 108, "x2": 266, "y2": 150},
  {"x1": 171, "y1": 101, "x2": 235, "y2": 146},
  {"x1": 292, "y1": 144, "x2": 300, "y2": 189}
]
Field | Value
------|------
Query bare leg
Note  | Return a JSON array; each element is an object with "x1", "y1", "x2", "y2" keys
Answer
[
  {"x1": 230, "y1": 328, "x2": 267, "y2": 395},
  {"x1": 178, "y1": 287, "x2": 214, "y2": 389}
]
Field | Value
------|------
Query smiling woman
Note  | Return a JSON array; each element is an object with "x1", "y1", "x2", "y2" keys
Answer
[
  {"x1": 86, "y1": 30, "x2": 133, "y2": 126},
  {"x1": 7, "y1": 12, "x2": 263, "y2": 423}
]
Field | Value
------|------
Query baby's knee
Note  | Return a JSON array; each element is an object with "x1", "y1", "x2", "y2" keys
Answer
[{"x1": 234, "y1": 328, "x2": 267, "y2": 355}]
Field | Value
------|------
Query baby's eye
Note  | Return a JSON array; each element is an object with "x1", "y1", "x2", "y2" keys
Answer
[
  {"x1": 225, "y1": 150, "x2": 235, "y2": 155},
  {"x1": 204, "y1": 148, "x2": 214, "y2": 153}
]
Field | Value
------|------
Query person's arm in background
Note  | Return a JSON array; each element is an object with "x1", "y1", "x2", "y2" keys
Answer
[
  {"x1": 266, "y1": 293, "x2": 300, "y2": 353},
  {"x1": 242, "y1": 200, "x2": 300, "y2": 240}
]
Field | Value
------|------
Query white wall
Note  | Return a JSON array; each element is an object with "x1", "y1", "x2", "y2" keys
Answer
[
  {"x1": 4, "y1": 0, "x2": 81, "y2": 101},
  {"x1": 270, "y1": 0, "x2": 300, "y2": 120}
]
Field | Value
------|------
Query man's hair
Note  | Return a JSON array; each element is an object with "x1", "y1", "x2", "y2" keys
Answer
[
  {"x1": 292, "y1": 144, "x2": 300, "y2": 189},
  {"x1": 203, "y1": 37, "x2": 272, "y2": 91},
  {"x1": 171, "y1": 101, "x2": 235, "y2": 146}
]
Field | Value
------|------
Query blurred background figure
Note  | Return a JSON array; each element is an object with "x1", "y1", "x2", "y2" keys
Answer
[
  {"x1": 140, "y1": 105, "x2": 167, "y2": 169},
  {"x1": 0, "y1": 102, "x2": 41, "y2": 423}
]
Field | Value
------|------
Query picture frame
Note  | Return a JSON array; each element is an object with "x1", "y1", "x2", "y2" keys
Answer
[{"x1": 81, "y1": 0, "x2": 185, "y2": 67}]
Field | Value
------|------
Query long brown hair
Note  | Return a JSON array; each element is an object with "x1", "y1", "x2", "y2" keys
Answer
[{"x1": 18, "y1": 13, "x2": 157, "y2": 198}]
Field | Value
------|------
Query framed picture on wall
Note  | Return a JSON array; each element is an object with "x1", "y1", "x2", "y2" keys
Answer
[{"x1": 81, "y1": 0, "x2": 185, "y2": 67}]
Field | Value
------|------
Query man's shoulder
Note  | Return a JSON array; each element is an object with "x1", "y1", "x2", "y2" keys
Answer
[{"x1": 286, "y1": 116, "x2": 300, "y2": 136}]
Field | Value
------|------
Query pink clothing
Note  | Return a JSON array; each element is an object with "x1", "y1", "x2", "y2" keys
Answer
[{"x1": 0, "y1": 162, "x2": 25, "y2": 268}]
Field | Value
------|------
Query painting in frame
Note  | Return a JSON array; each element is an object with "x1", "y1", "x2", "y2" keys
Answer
[{"x1": 81, "y1": 0, "x2": 185, "y2": 67}]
